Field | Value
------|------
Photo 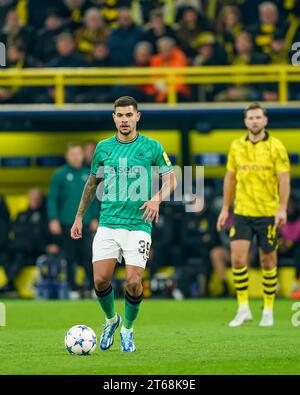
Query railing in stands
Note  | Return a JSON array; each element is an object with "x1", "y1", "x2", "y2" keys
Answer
[{"x1": 0, "y1": 65, "x2": 300, "y2": 105}]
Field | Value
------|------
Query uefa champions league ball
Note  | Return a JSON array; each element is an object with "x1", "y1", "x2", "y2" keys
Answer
[{"x1": 65, "y1": 325, "x2": 97, "y2": 355}]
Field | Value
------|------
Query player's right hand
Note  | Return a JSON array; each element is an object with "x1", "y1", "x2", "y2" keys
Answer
[
  {"x1": 70, "y1": 217, "x2": 83, "y2": 239},
  {"x1": 139, "y1": 200, "x2": 160, "y2": 223},
  {"x1": 216, "y1": 208, "x2": 229, "y2": 232}
]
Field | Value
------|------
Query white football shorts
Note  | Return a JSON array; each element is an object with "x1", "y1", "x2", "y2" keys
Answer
[{"x1": 92, "y1": 227, "x2": 152, "y2": 269}]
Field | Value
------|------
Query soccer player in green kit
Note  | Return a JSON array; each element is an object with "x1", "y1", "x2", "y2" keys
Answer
[{"x1": 71, "y1": 96, "x2": 176, "y2": 352}]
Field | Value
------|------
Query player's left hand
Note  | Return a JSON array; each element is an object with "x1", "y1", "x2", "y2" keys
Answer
[
  {"x1": 275, "y1": 208, "x2": 287, "y2": 228},
  {"x1": 139, "y1": 200, "x2": 160, "y2": 223}
]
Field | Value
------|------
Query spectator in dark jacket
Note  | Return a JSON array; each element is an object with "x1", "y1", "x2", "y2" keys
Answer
[
  {"x1": 0, "y1": 0, "x2": 17, "y2": 28},
  {"x1": 34, "y1": 9, "x2": 65, "y2": 66},
  {"x1": 0, "y1": 43, "x2": 36, "y2": 104},
  {"x1": 192, "y1": 32, "x2": 228, "y2": 101},
  {"x1": 28, "y1": 0, "x2": 62, "y2": 29},
  {"x1": 75, "y1": 41, "x2": 114, "y2": 103},
  {"x1": 246, "y1": 1, "x2": 288, "y2": 56},
  {"x1": 111, "y1": 41, "x2": 155, "y2": 102},
  {"x1": 48, "y1": 32, "x2": 84, "y2": 68},
  {"x1": 74, "y1": 7, "x2": 110, "y2": 61},
  {"x1": 262, "y1": 29, "x2": 290, "y2": 102},
  {"x1": 39, "y1": 32, "x2": 85, "y2": 103},
  {"x1": 107, "y1": 7, "x2": 143, "y2": 66},
  {"x1": 59, "y1": 0, "x2": 89, "y2": 31},
  {"x1": 89, "y1": 0, "x2": 131, "y2": 27},
  {"x1": 142, "y1": 8, "x2": 177, "y2": 55},
  {"x1": 216, "y1": 5, "x2": 243, "y2": 63},
  {"x1": 0, "y1": 8, "x2": 33, "y2": 55},
  {"x1": 175, "y1": 6, "x2": 214, "y2": 59},
  {"x1": 215, "y1": 31, "x2": 269, "y2": 102},
  {"x1": 9, "y1": 188, "x2": 48, "y2": 284}
]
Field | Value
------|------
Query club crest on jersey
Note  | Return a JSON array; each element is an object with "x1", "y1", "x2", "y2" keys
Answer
[{"x1": 135, "y1": 151, "x2": 145, "y2": 159}]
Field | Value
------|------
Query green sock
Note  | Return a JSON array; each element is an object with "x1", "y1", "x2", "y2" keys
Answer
[
  {"x1": 124, "y1": 292, "x2": 143, "y2": 329},
  {"x1": 95, "y1": 285, "x2": 115, "y2": 320}
]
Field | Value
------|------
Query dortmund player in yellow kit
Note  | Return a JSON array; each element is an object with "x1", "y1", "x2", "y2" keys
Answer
[
  {"x1": 71, "y1": 96, "x2": 176, "y2": 351},
  {"x1": 217, "y1": 103, "x2": 290, "y2": 327}
]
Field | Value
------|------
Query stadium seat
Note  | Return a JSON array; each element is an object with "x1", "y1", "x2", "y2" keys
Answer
[
  {"x1": 75, "y1": 266, "x2": 86, "y2": 287},
  {"x1": 208, "y1": 270, "x2": 233, "y2": 297},
  {"x1": 5, "y1": 195, "x2": 28, "y2": 220},
  {"x1": 14, "y1": 266, "x2": 39, "y2": 298},
  {"x1": 153, "y1": 266, "x2": 175, "y2": 280}
]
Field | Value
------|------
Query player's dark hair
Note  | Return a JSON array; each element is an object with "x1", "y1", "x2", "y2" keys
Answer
[
  {"x1": 114, "y1": 96, "x2": 138, "y2": 112},
  {"x1": 244, "y1": 102, "x2": 267, "y2": 118}
]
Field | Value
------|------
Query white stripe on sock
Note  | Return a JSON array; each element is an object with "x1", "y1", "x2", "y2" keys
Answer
[
  {"x1": 121, "y1": 325, "x2": 133, "y2": 334},
  {"x1": 106, "y1": 313, "x2": 117, "y2": 325}
]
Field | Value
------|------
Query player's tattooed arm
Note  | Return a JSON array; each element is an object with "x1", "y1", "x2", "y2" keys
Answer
[
  {"x1": 71, "y1": 175, "x2": 101, "y2": 240},
  {"x1": 75, "y1": 174, "x2": 100, "y2": 219}
]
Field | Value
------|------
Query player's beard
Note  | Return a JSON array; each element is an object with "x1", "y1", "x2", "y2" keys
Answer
[
  {"x1": 248, "y1": 126, "x2": 265, "y2": 136},
  {"x1": 119, "y1": 126, "x2": 133, "y2": 136},
  {"x1": 119, "y1": 129, "x2": 131, "y2": 135}
]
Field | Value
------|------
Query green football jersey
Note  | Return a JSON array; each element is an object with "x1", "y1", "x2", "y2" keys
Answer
[{"x1": 91, "y1": 133, "x2": 173, "y2": 234}]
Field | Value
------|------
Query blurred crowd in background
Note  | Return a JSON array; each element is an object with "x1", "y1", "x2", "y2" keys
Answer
[{"x1": 1, "y1": 0, "x2": 300, "y2": 103}]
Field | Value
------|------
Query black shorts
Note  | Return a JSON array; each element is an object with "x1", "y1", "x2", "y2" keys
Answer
[{"x1": 229, "y1": 214, "x2": 278, "y2": 253}]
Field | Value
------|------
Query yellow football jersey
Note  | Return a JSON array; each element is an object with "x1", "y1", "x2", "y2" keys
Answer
[{"x1": 226, "y1": 132, "x2": 290, "y2": 217}]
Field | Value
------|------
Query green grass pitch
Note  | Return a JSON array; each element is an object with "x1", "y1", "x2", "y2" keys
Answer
[{"x1": 0, "y1": 298, "x2": 299, "y2": 375}]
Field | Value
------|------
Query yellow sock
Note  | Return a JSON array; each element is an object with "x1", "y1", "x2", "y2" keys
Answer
[
  {"x1": 232, "y1": 266, "x2": 249, "y2": 308},
  {"x1": 262, "y1": 267, "x2": 277, "y2": 310}
]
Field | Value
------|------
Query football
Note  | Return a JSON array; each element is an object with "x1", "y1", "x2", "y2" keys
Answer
[{"x1": 65, "y1": 325, "x2": 97, "y2": 355}]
